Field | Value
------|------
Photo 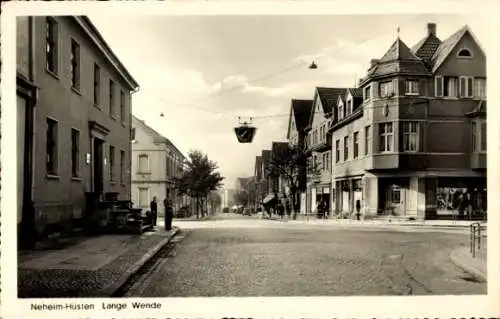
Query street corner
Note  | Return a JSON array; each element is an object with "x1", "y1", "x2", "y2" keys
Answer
[{"x1": 450, "y1": 247, "x2": 487, "y2": 283}]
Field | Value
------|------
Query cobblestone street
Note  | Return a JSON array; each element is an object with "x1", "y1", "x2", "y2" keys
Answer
[{"x1": 124, "y1": 215, "x2": 485, "y2": 297}]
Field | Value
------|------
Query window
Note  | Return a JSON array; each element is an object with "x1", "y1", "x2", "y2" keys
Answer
[
  {"x1": 131, "y1": 127, "x2": 136, "y2": 141},
  {"x1": 322, "y1": 153, "x2": 327, "y2": 170},
  {"x1": 138, "y1": 154, "x2": 149, "y2": 173},
  {"x1": 475, "y1": 78, "x2": 486, "y2": 99},
  {"x1": 344, "y1": 136, "x2": 349, "y2": 161},
  {"x1": 71, "y1": 128, "x2": 80, "y2": 177},
  {"x1": 109, "y1": 79, "x2": 115, "y2": 117},
  {"x1": 70, "y1": 39, "x2": 80, "y2": 90},
  {"x1": 471, "y1": 122, "x2": 477, "y2": 152},
  {"x1": 405, "y1": 80, "x2": 419, "y2": 95},
  {"x1": 45, "y1": 17, "x2": 58, "y2": 73},
  {"x1": 120, "y1": 150, "x2": 125, "y2": 184},
  {"x1": 379, "y1": 122, "x2": 393, "y2": 152},
  {"x1": 138, "y1": 187, "x2": 150, "y2": 208},
  {"x1": 364, "y1": 85, "x2": 371, "y2": 100},
  {"x1": 335, "y1": 140, "x2": 340, "y2": 163},
  {"x1": 436, "y1": 76, "x2": 458, "y2": 97},
  {"x1": 338, "y1": 103, "x2": 344, "y2": 120},
  {"x1": 402, "y1": 122, "x2": 420, "y2": 152},
  {"x1": 353, "y1": 132, "x2": 359, "y2": 159},
  {"x1": 435, "y1": 76, "x2": 443, "y2": 97},
  {"x1": 379, "y1": 81, "x2": 394, "y2": 97},
  {"x1": 346, "y1": 99, "x2": 353, "y2": 115},
  {"x1": 120, "y1": 90, "x2": 126, "y2": 124},
  {"x1": 457, "y1": 48, "x2": 472, "y2": 57},
  {"x1": 93, "y1": 64, "x2": 100, "y2": 105},
  {"x1": 109, "y1": 145, "x2": 115, "y2": 181},
  {"x1": 459, "y1": 76, "x2": 474, "y2": 97},
  {"x1": 46, "y1": 118, "x2": 58, "y2": 175},
  {"x1": 481, "y1": 122, "x2": 486, "y2": 152},
  {"x1": 365, "y1": 125, "x2": 371, "y2": 155}
]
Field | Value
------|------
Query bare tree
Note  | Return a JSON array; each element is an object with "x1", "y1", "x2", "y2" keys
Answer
[{"x1": 266, "y1": 144, "x2": 319, "y2": 219}]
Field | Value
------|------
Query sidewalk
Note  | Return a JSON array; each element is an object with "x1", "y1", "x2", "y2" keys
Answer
[
  {"x1": 265, "y1": 214, "x2": 484, "y2": 228},
  {"x1": 18, "y1": 226, "x2": 179, "y2": 298},
  {"x1": 450, "y1": 246, "x2": 487, "y2": 282}
]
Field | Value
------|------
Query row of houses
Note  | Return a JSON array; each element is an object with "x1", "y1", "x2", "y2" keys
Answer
[
  {"x1": 15, "y1": 16, "x2": 188, "y2": 248},
  {"x1": 254, "y1": 23, "x2": 487, "y2": 220}
]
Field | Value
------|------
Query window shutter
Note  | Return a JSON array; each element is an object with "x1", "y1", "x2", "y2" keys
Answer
[
  {"x1": 435, "y1": 77, "x2": 443, "y2": 97},
  {"x1": 467, "y1": 77, "x2": 473, "y2": 97},
  {"x1": 459, "y1": 77, "x2": 466, "y2": 97}
]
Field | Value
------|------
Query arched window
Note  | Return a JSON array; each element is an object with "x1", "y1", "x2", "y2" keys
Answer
[{"x1": 457, "y1": 48, "x2": 472, "y2": 57}]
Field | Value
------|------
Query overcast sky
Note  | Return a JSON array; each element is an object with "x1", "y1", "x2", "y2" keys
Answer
[{"x1": 90, "y1": 13, "x2": 488, "y2": 189}]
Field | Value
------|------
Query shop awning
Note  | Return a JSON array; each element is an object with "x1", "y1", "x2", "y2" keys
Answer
[{"x1": 262, "y1": 194, "x2": 276, "y2": 204}]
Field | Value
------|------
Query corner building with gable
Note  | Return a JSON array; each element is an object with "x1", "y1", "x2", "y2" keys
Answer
[{"x1": 328, "y1": 23, "x2": 486, "y2": 220}]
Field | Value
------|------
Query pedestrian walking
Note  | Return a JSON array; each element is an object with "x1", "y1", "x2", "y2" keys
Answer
[
  {"x1": 150, "y1": 196, "x2": 158, "y2": 226},
  {"x1": 164, "y1": 198, "x2": 174, "y2": 231}
]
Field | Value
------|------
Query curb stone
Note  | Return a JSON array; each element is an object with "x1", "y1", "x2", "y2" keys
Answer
[
  {"x1": 450, "y1": 248, "x2": 486, "y2": 282},
  {"x1": 98, "y1": 227, "x2": 179, "y2": 297}
]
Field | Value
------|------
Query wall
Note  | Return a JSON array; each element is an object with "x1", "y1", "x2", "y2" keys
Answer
[{"x1": 31, "y1": 16, "x2": 133, "y2": 230}]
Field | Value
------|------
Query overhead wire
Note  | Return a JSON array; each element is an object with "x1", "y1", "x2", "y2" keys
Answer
[{"x1": 151, "y1": 16, "x2": 426, "y2": 120}]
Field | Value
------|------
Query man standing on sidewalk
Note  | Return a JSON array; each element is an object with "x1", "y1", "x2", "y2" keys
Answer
[
  {"x1": 150, "y1": 196, "x2": 158, "y2": 227},
  {"x1": 164, "y1": 198, "x2": 174, "y2": 231}
]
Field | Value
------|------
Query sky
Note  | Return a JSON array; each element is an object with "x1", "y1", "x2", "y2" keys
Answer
[{"x1": 90, "y1": 13, "x2": 489, "y2": 189}]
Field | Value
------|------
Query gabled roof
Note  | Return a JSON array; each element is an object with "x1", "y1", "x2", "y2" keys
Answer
[
  {"x1": 287, "y1": 99, "x2": 313, "y2": 138},
  {"x1": 307, "y1": 87, "x2": 347, "y2": 128},
  {"x1": 347, "y1": 88, "x2": 363, "y2": 99},
  {"x1": 132, "y1": 115, "x2": 185, "y2": 159},
  {"x1": 367, "y1": 38, "x2": 430, "y2": 79},
  {"x1": 411, "y1": 34, "x2": 442, "y2": 65},
  {"x1": 430, "y1": 25, "x2": 483, "y2": 73}
]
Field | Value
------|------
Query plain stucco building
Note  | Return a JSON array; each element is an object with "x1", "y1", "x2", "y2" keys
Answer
[
  {"x1": 131, "y1": 116, "x2": 187, "y2": 216},
  {"x1": 16, "y1": 16, "x2": 139, "y2": 247}
]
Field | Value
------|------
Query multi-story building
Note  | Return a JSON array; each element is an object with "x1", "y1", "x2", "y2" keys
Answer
[
  {"x1": 286, "y1": 99, "x2": 313, "y2": 214},
  {"x1": 260, "y1": 149, "x2": 272, "y2": 205},
  {"x1": 305, "y1": 87, "x2": 346, "y2": 215},
  {"x1": 16, "y1": 16, "x2": 139, "y2": 248},
  {"x1": 329, "y1": 23, "x2": 486, "y2": 220},
  {"x1": 131, "y1": 116, "x2": 187, "y2": 216},
  {"x1": 270, "y1": 141, "x2": 290, "y2": 198},
  {"x1": 254, "y1": 155, "x2": 263, "y2": 207}
]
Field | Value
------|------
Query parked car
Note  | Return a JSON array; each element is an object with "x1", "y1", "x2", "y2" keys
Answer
[{"x1": 222, "y1": 207, "x2": 230, "y2": 214}]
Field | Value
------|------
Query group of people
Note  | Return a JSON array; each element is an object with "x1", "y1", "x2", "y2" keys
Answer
[
  {"x1": 261, "y1": 193, "x2": 292, "y2": 219},
  {"x1": 149, "y1": 196, "x2": 174, "y2": 231}
]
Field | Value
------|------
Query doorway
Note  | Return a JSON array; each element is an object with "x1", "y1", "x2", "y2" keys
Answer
[
  {"x1": 92, "y1": 137, "x2": 104, "y2": 196},
  {"x1": 386, "y1": 184, "x2": 406, "y2": 216}
]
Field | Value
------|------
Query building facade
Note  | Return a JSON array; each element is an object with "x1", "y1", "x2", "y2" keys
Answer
[
  {"x1": 329, "y1": 23, "x2": 486, "y2": 220},
  {"x1": 305, "y1": 87, "x2": 346, "y2": 215},
  {"x1": 131, "y1": 116, "x2": 187, "y2": 216},
  {"x1": 17, "y1": 16, "x2": 139, "y2": 247},
  {"x1": 286, "y1": 99, "x2": 313, "y2": 214}
]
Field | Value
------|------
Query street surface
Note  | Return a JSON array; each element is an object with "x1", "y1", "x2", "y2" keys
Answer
[{"x1": 124, "y1": 213, "x2": 485, "y2": 297}]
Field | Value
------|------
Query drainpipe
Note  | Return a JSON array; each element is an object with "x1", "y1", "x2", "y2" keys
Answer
[{"x1": 128, "y1": 86, "x2": 140, "y2": 200}]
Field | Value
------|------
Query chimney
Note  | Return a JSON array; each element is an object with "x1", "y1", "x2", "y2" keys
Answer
[{"x1": 427, "y1": 23, "x2": 437, "y2": 37}]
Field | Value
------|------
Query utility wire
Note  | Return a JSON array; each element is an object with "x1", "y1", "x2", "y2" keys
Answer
[{"x1": 152, "y1": 16, "x2": 425, "y2": 118}]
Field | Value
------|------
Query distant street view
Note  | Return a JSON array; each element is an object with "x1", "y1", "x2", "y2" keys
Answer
[{"x1": 15, "y1": 13, "x2": 486, "y2": 299}]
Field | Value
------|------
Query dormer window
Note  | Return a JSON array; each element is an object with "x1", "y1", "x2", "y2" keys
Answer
[
  {"x1": 338, "y1": 102, "x2": 344, "y2": 121},
  {"x1": 346, "y1": 98, "x2": 353, "y2": 115},
  {"x1": 457, "y1": 48, "x2": 472, "y2": 58}
]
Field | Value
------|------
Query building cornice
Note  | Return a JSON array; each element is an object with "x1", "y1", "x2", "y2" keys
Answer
[{"x1": 73, "y1": 17, "x2": 139, "y2": 91}]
